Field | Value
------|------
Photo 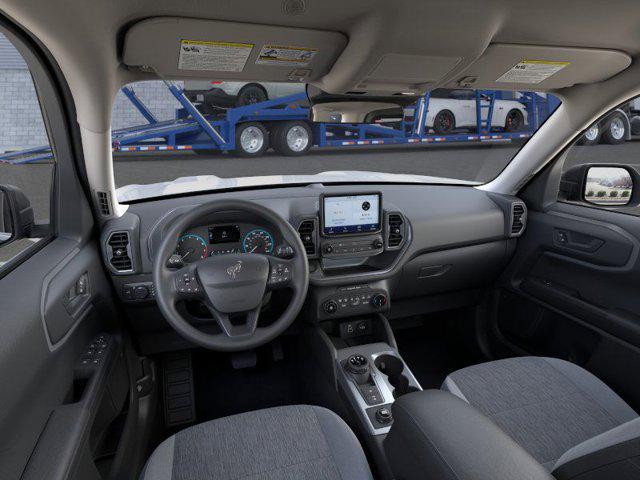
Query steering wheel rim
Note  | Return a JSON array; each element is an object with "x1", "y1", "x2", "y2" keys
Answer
[{"x1": 152, "y1": 199, "x2": 309, "y2": 351}]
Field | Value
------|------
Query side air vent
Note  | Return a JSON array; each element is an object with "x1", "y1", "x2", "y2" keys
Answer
[
  {"x1": 511, "y1": 203, "x2": 527, "y2": 236},
  {"x1": 298, "y1": 219, "x2": 316, "y2": 256},
  {"x1": 107, "y1": 231, "x2": 133, "y2": 272},
  {"x1": 387, "y1": 213, "x2": 405, "y2": 249},
  {"x1": 96, "y1": 191, "x2": 111, "y2": 216}
]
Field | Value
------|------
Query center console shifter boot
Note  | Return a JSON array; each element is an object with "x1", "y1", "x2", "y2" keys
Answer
[{"x1": 384, "y1": 390, "x2": 554, "y2": 480}]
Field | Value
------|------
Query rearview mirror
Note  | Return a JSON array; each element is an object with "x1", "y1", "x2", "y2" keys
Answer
[
  {"x1": 0, "y1": 185, "x2": 34, "y2": 246},
  {"x1": 584, "y1": 167, "x2": 633, "y2": 206},
  {"x1": 306, "y1": 85, "x2": 417, "y2": 124}
]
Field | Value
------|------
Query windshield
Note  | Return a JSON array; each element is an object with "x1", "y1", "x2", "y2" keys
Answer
[{"x1": 107, "y1": 81, "x2": 560, "y2": 202}]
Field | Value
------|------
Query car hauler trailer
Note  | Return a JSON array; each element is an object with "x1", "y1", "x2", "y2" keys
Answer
[{"x1": 0, "y1": 83, "x2": 559, "y2": 164}]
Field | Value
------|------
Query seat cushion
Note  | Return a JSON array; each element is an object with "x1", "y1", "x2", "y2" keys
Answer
[
  {"x1": 141, "y1": 404, "x2": 373, "y2": 480},
  {"x1": 442, "y1": 357, "x2": 637, "y2": 470}
]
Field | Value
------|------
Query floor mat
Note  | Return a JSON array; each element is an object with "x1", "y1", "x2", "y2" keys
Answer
[
  {"x1": 394, "y1": 312, "x2": 485, "y2": 389},
  {"x1": 191, "y1": 341, "x2": 304, "y2": 422}
]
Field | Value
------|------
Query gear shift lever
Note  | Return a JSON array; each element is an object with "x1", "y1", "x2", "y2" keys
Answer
[{"x1": 345, "y1": 354, "x2": 371, "y2": 385}]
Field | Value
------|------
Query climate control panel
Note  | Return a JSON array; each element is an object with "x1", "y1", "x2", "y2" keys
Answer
[
  {"x1": 320, "y1": 234, "x2": 384, "y2": 259},
  {"x1": 320, "y1": 284, "x2": 389, "y2": 319}
]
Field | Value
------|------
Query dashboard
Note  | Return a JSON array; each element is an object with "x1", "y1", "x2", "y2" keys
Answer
[{"x1": 100, "y1": 183, "x2": 526, "y2": 353}]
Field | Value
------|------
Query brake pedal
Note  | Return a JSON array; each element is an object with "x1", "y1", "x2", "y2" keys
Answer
[{"x1": 231, "y1": 350, "x2": 257, "y2": 369}]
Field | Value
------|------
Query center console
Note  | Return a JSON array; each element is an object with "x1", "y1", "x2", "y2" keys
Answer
[
  {"x1": 337, "y1": 343, "x2": 422, "y2": 435},
  {"x1": 304, "y1": 314, "x2": 422, "y2": 479}
]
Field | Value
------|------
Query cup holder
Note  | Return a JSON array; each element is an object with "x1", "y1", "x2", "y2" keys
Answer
[{"x1": 374, "y1": 354, "x2": 419, "y2": 398}]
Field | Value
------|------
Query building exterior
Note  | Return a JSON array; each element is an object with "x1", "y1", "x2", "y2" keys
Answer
[{"x1": 0, "y1": 33, "x2": 182, "y2": 152}]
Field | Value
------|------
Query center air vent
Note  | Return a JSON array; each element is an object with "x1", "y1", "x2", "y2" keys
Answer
[
  {"x1": 387, "y1": 213, "x2": 405, "y2": 248},
  {"x1": 298, "y1": 219, "x2": 316, "y2": 256},
  {"x1": 511, "y1": 203, "x2": 527, "y2": 236},
  {"x1": 107, "y1": 231, "x2": 133, "y2": 272}
]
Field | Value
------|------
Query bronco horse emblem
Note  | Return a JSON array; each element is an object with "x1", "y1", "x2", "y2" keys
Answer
[{"x1": 226, "y1": 260, "x2": 243, "y2": 280}]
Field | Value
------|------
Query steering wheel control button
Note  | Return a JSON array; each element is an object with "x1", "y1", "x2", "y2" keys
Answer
[
  {"x1": 268, "y1": 262, "x2": 292, "y2": 286},
  {"x1": 175, "y1": 273, "x2": 200, "y2": 295}
]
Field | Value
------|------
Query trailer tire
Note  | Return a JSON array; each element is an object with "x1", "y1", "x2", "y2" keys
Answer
[
  {"x1": 504, "y1": 109, "x2": 524, "y2": 132},
  {"x1": 236, "y1": 84, "x2": 268, "y2": 107},
  {"x1": 433, "y1": 110, "x2": 455, "y2": 135},
  {"x1": 235, "y1": 122, "x2": 269, "y2": 157},
  {"x1": 579, "y1": 124, "x2": 601, "y2": 145},
  {"x1": 601, "y1": 113, "x2": 626, "y2": 145},
  {"x1": 272, "y1": 121, "x2": 313, "y2": 156}
]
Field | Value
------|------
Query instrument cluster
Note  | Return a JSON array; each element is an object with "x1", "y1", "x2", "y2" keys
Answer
[{"x1": 170, "y1": 223, "x2": 277, "y2": 266}]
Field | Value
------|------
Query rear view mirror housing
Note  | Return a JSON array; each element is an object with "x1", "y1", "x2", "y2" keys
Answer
[
  {"x1": 0, "y1": 184, "x2": 34, "y2": 245},
  {"x1": 560, "y1": 164, "x2": 637, "y2": 208},
  {"x1": 306, "y1": 84, "x2": 417, "y2": 124}
]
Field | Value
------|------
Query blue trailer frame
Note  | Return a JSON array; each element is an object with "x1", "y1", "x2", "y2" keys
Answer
[{"x1": 1, "y1": 82, "x2": 559, "y2": 164}]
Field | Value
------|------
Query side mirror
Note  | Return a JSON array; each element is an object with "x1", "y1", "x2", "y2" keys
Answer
[
  {"x1": 0, "y1": 185, "x2": 34, "y2": 246},
  {"x1": 584, "y1": 166, "x2": 633, "y2": 206},
  {"x1": 560, "y1": 164, "x2": 636, "y2": 207}
]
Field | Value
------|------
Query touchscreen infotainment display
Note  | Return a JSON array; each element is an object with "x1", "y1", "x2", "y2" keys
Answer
[{"x1": 322, "y1": 193, "x2": 381, "y2": 235}]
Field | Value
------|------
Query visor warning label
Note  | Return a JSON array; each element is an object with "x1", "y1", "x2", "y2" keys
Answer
[
  {"x1": 497, "y1": 60, "x2": 570, "y2": 84},
  {"x1": 255, "y1": 45, "x2": 317, "y2": 66},
  {"x1": 178, "y1": 40, "x2": 253, "y2": 72}
]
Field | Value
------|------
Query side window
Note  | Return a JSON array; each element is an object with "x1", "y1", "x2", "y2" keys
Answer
[
  {"x1": 560, "y1": 96, "x2": 639, "y2": 215},
  {"x1": 0, "y1": 32, "x2": 54, "y2": 270}
]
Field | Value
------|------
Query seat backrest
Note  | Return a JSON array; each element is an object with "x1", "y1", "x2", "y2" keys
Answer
[{"x1": 552, "y1": 417, "x2": 640, "y2": 479}]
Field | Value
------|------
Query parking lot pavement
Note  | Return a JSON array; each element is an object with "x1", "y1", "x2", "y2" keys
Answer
[
  {"x1": 112, "y1": 142, "x2": 521, "y2": 187},
  {"x1": 2, "y1": 140, "x2": 640, "y2": 223}
]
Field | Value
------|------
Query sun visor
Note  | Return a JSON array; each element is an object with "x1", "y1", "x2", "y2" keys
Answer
[
  {"x1": 122, "y1": 17, "x2": 347, "y2": 82},
  {"x1": 445, "y1": 43, "x2": 631, "y2": 91}
]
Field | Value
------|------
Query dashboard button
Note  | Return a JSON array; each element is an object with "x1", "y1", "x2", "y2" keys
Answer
[
  {"x1": 324, "y1": 300, "x2": 338, "y2": 314},
  {"x1": 133, "y1": 285, "x2": 149, "y2": 299},
  {"x1": 371, "y1": 294, "x2": 388, "y2": 308}
]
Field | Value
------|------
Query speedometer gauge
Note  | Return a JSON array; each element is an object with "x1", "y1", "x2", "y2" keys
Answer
[
  {"x1": 242, "y1": 229, "x2": 274, "y2": 254},
  {"x1": 176, "y1": 234, "x2": 208, "y2": 263}
]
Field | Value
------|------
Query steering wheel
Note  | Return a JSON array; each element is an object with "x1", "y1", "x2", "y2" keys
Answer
[{"x1": 152, "y1": 199, "x2": 309, "y2": 351}]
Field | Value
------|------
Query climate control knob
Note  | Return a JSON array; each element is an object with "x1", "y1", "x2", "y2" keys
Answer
[
  {"x1": 324, "y1": 244, "x2": 334, "y2": 254},
  {"x1": 324, "y1": 300, "x2": 338, "y2": 314},
  {"x1": 371, "y1": 294, "x2": 388, "y2": 309},
  {"x1": 373, "y1": 239, "x2": 384, "y2": 249}
]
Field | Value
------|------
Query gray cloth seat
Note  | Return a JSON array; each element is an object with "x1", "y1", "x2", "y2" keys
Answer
[
  {"x1": 141, "y1": 404, "x2": 373, "y2": 480},
  {"x1": 442, "y1": 356, "x2": 640, "y2": 475}
]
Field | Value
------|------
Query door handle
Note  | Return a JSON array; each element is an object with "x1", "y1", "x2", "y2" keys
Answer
[
  {"x1": 63, "y1": 272, "x2": 91, "y2": 317},
  {"x1": 554, "y1": 229, "x2": 604, "y2": 253}
]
